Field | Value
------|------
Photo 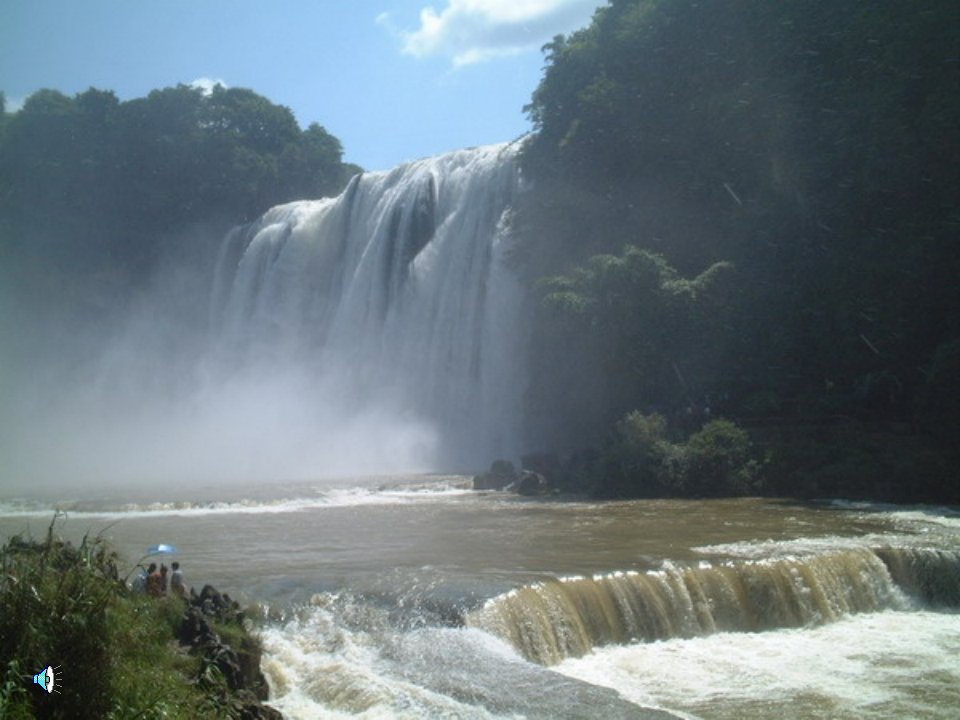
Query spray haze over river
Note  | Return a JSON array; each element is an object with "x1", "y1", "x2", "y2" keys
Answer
[
  {"x1": 2, "y1": 144, "x2": 524, "y2": 490},
  {"x1": 3, "y1": 145, "x2": 960, "y2": 718}
]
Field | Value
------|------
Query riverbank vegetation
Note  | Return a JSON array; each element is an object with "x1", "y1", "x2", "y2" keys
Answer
[
  {"x1": 518, "y1": 0, "x2": 960, "y2": 502},
  {"x1": 0, "y1": 519, "x2": 273, "y2": 720}
]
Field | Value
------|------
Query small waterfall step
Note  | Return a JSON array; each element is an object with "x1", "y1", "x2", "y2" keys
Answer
[{"x1": 465, "y1": 545, "x2": 960, "y2": 665}]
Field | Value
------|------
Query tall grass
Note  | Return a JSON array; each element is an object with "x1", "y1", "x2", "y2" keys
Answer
[{"x1": 0, "y1": 515, "x2": 228, "y2": 719}]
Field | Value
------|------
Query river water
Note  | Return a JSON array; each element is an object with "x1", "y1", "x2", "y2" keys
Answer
[{"x1": 2, "y1": 476, "x2": 959, "y2": 719}]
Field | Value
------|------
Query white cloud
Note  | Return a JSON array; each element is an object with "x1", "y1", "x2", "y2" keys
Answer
[
  {"x1": 397, "y1": 0, "x2": 599, "y2": 66},
  {"x1": 4, "y1": 94, "x2": 25, "y2": 112},
  {"x1": 189, "y1": 77, "x2": 228, "y2": 96}
]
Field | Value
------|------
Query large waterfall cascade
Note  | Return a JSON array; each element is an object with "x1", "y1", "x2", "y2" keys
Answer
[{"x1": 208, "y1": 143, "x2": 527, "y2": 471}]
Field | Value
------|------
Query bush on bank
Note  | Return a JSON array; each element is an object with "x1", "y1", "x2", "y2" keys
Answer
[
  {"x1": 593, "y1": 412, "x2": 761, "y2": 498},
  {"x1": 0, "y1": 517, "x2": 261, "y2": 720},
  {"x1": 582, "y1": 410, "x2": 955, "y2": 502}
]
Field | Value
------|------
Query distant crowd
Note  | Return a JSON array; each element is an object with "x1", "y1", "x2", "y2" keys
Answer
[{"x1": 131, "y1": 561, "x2": 187, "y2": 598}]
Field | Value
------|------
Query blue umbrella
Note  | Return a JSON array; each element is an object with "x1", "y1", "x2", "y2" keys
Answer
[
  {"x1": 124, "y1": 544, "x2": 179, "y2": 583},
  {"x1": 147, "y1": 543, "x2": 178, "y2": 555}
]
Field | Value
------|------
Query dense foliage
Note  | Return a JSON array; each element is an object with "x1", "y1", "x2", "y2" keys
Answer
[
  {"x1": 534, "y1": 245, "x2": 734, "y2": 433},
  {"x1": 0, "y1": 84, "x2": 358, "y2": 279},
  {"x1": 594, "y1": 412, "x2": 760, "y2": 498},
  {"x1": 519, "y1": 0, "x2": 960, "y2": 500},
  {"x1": 0, "y1": 517, "x2": 276, "y2": 719},
  {"x1": 0, "y1": 519, "x2": 233, "y2": 719}
]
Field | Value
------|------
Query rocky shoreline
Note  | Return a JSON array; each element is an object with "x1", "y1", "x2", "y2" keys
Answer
[{"x1": 177, "y1": 585, "x2": 281, "y2": 719}]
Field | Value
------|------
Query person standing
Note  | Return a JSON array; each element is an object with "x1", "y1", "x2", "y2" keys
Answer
[
  {"x1": 131, "y1": 564, "x2": 149, "y2": 594},
  {"x1": 170, "y1": 561, "x2": 187, "y2": 598},
  {"x1": 146, "y1": 563, "x2": 163, "y2": 597}
]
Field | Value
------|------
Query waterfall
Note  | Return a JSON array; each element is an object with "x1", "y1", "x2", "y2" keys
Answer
[
  {"x1": 875, "y1": 546, "x2": 960, "y2": 606},
  {"x1": 207, "y1": 143, "x2": 526, "y2": 472},
  {"x1": 464, "y1": 546, "x2": 960, "y2": 665}
]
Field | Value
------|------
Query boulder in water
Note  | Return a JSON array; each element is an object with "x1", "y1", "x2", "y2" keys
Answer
[
  {"x1": 473, "y1": 459, "x2": 518, "y2": 490},
  {"x1": 521, "y1": 452, "x2": 560, "y2": 485},
  {"x1": 515, "y1": 470, "x2": 548, "y2": 496}
]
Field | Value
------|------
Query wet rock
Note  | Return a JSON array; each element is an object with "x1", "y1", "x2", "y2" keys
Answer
[
  {"x1": 197, "y1": 584, "x2": 245, "y2": 624},
  {"x1": 179, "y1": 583, "x2": 275, "y2": 715},
  {"x1": 179, "y1": 605, "x2": 212, "y2": 647},
  {"x1": 236, "y1": 634, "x2": 271, "y2": 701},
  {"x1": 236, "y1": 699, "x2": 283, "y2": 720},
  {"x1": 208, "y1": 641, "x2": 244, "y2": 691},
  {"x1": 515, "y1": 470, "x2": 548, "y2": 496},
  {"x1": 473, "y1": 472, "x2": 507, "y2": 490},
  {"x1": 521, "y1": 452, "x2": 560, "y2": 484},
  {"x1": 473, "y1": 459, "x2": 518, "y2": 490}
]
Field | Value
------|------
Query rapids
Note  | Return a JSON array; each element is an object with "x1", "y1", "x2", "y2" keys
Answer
[{"x1": 2, "y1": 486, "x2": 959, "y2": 718}]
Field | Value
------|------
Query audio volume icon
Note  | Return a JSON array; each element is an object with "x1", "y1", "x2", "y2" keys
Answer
[{"x1": 33, "y1": 665, "x2": 62, "y2": 694}]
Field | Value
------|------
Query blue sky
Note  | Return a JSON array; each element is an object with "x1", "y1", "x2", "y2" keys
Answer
[{"x1": 0, "y1": 0, "x2": 601, "y2": 170}]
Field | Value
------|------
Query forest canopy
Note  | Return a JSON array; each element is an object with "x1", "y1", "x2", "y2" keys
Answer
[
  {"x1": 0, "y1": 84, "x2": 359, "y2": 278},
  {"x1": 519, "y1": 0, "x2": 960, "y2": 501}
]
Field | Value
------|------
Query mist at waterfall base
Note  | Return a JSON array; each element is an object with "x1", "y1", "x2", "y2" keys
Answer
[{"x1": 1, "y1": 144, "x2": 525, "y2": 492}]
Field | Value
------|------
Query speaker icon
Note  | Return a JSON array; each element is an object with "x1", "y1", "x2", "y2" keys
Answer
[{"x1": 33, "y1": 665, "x2": 61, "y2": 694}]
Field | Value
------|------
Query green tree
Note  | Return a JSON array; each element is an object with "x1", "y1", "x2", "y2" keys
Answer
[
  {"x1": 597, "y1": 411, "x2": 761, "y2": 498},
  {"x1": 0, "y1": 83, "x2": 358, "y2": 279},
  {"x1": 684, "y1": 419, "x2": 759, "y2": 496},
  {"x1": 519, "y1": 0, "x2": 960, "y2": 501},
  {"x1": 603, "y1": 411, "x2": 680, "y2": 497},
  {"x1": 279, "y1": 122, "x2": 346, "y2": 200},
  {"x1": 202, "y1": 85, "x2": 300, "y2": 155},
  {"x1": 532, "y1": 245, "x2": 734, "y2": 441}
]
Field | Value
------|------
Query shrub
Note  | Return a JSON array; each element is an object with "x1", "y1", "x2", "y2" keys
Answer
[
  {"x1": 597, "y1": 412, "x2": 761, "y2": 497},
  {"x1": 684, "y1": 419, "x2": 761, "y2": 496},
  {"x1": 0, "y1": 517, "x2": 225, "y2": 720},
  {"x1": 601, "y1": 411, "x2": 682, "y2": 496}
]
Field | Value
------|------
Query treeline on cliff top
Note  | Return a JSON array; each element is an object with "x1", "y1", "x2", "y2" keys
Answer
[
  {"x1": 0, "y1": 84, "x2": 359, "y2": 282},
  {"x1": 517, "y1": 0, "x2": 960, "y2": 501}
]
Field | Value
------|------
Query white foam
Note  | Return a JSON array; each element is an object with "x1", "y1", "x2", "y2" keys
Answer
[
  {"x1": 695, "y1": 502, "x2": 960, "y2": 560},
  {"x1": 556, "y1": 610, "x2": 960, "y2": 719},
  {"x1": 694, "y1": 533, "x2": 900, "y2": 559},
  {"x1": 0, "y1": 478, "x2": 476, "y2": 520},
  {"x1": 258, "y1": 603, "x2": 507, "y2": 719},
  {"x1": 260, "y1": 598, "x2": 662, "y2": 719}
]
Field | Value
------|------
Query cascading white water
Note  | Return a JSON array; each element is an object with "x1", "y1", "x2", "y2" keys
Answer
[
  {"x1": 207, "y1": 143, "x2": 526, "y2": 473},
  {"x1": 465, "y1": 545, "x2": 960, "y2": 666}
]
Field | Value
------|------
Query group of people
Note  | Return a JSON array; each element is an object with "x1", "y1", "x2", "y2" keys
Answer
[{"x1": 132, "y1": 561, "x2": 187, "y2": 598}]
